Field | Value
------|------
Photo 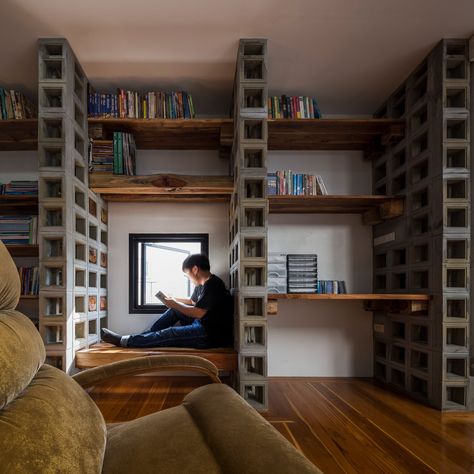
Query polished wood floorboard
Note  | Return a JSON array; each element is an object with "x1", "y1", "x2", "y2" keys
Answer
[{"x1": 87, "y1": 376, "x2": 474, "y2": 473}]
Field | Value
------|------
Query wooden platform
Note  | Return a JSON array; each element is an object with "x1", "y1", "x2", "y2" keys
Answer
[{"x1": 75, "y1": 343, "x2": 238, "y2": 372}]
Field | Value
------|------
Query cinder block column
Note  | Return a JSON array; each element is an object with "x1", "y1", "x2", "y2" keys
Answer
[
  {"x1": 38, "y1": 39, "x2": 108, "y2": 372},
  {"x1": 230, "y1": 39, "x2": 269, "y2": 410}
]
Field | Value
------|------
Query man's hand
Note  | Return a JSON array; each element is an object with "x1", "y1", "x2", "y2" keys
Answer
[{"x1": 163, "y1": 296, "x2": 178, "y2": 310}]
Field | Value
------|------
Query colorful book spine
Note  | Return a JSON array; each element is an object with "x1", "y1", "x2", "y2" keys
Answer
[{"x1": 267, "y1": 95, "x2": 321, "y2": 119}]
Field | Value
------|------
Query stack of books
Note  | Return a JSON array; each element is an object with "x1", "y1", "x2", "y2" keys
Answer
[
  {"x1": 0, "y1": 181, "x2": 38, "y2": 195},
  {"x1": 267, "y1": 171, "x2": 327, "y2": 195},
  {"x1": 268, "y1": 96, "x2": 321, "y2": 119},
  {"x1": 0, "y1": 215, "x2": 38, "y2": 244},
  {"x1": 267, "y1": 252, "x2": 287, "y2": 294},
  {"x1": 0, "y1": 88, "x2": 36, "y2": 120},
  {"x1": 89, "y1": 132, "x2": 136, "y2": 175},
  {"x1": 317, "y1": 280, "x2": 347, "y2": 294},
  {"x1": 17, "y1": 266, "x2": 39, "y2": 295},
  {"x1": 88, "y1": 89, "x2": 195, "y2": 119},
  {"x1": 287, "y1": 254, "x2": 318, "y2": 293}
]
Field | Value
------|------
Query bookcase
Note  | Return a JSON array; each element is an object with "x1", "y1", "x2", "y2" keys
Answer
[
  {"x1": 37, "y1": 38, "x2": 108, "y2": 372},
  {"x1": 0, "y1": 195, "x2": 39, "y2": 325},
  {"x1": 2, "y1": 35, "x2": 472, "y2": 411}
]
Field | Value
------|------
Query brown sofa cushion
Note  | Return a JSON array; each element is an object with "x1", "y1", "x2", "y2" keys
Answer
[
  {"x1": 183, "y1": 384, "x2": 319, "y2": 474},
  {"x1": 0, "y1": 309, "x2": 46, "y2": 409},
  {"x1": 0, "y1": 364, "x2": 106, "y2": 473},
  {"x1": 0, "y1": 241, "x2": 20, "y2": 311},
  {"x1": 104, "y1": 404, "x2": 221, "y2": 474}
]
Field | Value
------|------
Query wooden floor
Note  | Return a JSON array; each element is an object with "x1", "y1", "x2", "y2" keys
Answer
[{"x1": 87, "y1": 376, "x2": 474, "y2": 473}]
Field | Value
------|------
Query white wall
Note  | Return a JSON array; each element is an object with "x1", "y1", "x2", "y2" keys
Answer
[
  {"x1": 267, "y1": 151, "x2": 373, "y2": 376},
  {"x1": 0, "y1": 151, "x2": 38, "y2": 180}
]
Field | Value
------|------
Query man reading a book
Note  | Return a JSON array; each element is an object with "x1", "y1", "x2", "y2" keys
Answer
[{"x1": 101, "y1": 254, "x2": 233, "y2": 348}]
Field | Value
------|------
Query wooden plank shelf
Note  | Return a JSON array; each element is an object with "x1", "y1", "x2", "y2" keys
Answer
[
  {"x1": 0, "y1": 118, "x2": 404, "y2": 153},
  {"x1": 0, "y1": 119, "x2": 37, "y2": 151},
  {"x1": 0, "y1": 195, "x2": 39, "y2": 215},
  {"x1": 268, "y1": 293, "x2": 431, "y2": 315},
  {"x1": 89, "y1": 118, "x2": 233, "y2": 151},
  {"x1": 89, "y1": 173, "x2": 233, "y2": 201},
  {"x1": 267, "y1": 118, "x2": 405, "y2": 151},
  {"x1": 5, "y1": 244, "x2": 39, "y2": 257},
  {"x1": 19, "y1": 295, "x2": 39, "y2": 300},
  {"x1": 268, "y1": 293, "x2": 430, "y2": 301},
  {"x1": 268, "y1": 195, "x2": 404, "y2": 222}
]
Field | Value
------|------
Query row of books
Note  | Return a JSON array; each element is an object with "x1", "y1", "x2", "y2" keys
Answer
[
  {"x1": 89, "y1": 132, "x2": 137, "y2": 175},
  {"x1": 18, "y1": 266, "x2": 39, "y2": 296},
  {"x1": 267, "y1": 171, "x2": 328, "y2": 195},
  {"x1": 0, "y1": 88, "x2": 36, "y2": 120},
  {"x1": 317, "y1": 280, "x2": 347, "y2": 294},
  {"x1": 88, "y1": 89, "x2": 195, "y2": 119},
  {"x1": 1, "y1": 181, "x2": 38, "y2": 196},
  {"x1": 268, "y1": 95, "x2": 321, "y2": 119},
  {"x1": 0, "y1": 215, "x2": 38, "y2": 244}
]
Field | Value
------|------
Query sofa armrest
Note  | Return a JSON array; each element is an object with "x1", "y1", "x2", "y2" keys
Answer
[{"x1": 72, "y1": 354, "x2": 221, "y2": 388}]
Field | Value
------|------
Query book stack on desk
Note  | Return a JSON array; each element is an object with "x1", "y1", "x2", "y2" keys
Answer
[{"x1": 287, "y1": 254, "x2": 318, "y2": 293}]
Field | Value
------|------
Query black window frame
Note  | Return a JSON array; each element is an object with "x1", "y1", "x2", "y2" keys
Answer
[{"x1": 129, "y1": 233, "x2": 209, "y2": 314}]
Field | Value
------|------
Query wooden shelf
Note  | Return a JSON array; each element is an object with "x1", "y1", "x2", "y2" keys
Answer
[
  {"x1": 0, "y1": 118, "x2": 404, "y2": 153},
  {"x1": 0, "y1": 119, "x2": 37, "y2": 151},
  {"x1": 0, "y1": 195, "x2": 38, "y2": 216},
  {"x1": 89, "y1": 173, "x2": 233, "y2": 202},
  {"x1": 19, "y1": 295, "x2": 39, "y2": 300},
  {"x1": 5, "y1": 244, "x2": 39, "y2": 257},
  {"x1": 268, "y1": 195, "x2": 404, "y2": 222},
  {"x1": 268, "y1": 293, "x2": 431, "y2": 315},
  {"x1": 89, "y1": 118, "x2": 233, "y2": 151},
  {"x1": 267, "y1": 118, "x2": 405, "y2": 151},
  {"x1": 268, "y1": 293, "x2": 430, "y2": 301}
]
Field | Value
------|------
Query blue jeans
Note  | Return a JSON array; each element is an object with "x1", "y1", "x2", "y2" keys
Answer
[{"x1": 123, "y1": 308, "x2": 211, "y2": 349}]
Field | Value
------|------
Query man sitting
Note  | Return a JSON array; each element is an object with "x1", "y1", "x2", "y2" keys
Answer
[{"x1": 101, "y1": 253, "x2": 233, "y2": 348}]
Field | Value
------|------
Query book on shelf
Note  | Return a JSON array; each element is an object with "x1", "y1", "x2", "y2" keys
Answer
[
  {"x1": 317, "y1": 280, "x2": 347, "y2": 294},
  {"x1": 0, "y1": 88, "x2": 36, "y2": 120},
  {"x1": 0, "y1": 181, "x2": 38, "y2": 196},
  {"x1": 88, "y1": 87, "x2": 195, "y2": 119},
  {"x1": 267, "y1": 95, "x2": 321, "y2": 119},
  {"x1": 0, "y1": 215, "x2": 38, "y2": 244},
  {"x1": 267, "y1": 171, "x2": 328, "y2": 195},
  {"x1": 17, "y1": 266, "x2": 39, "y2": 296},
  {"x1": 89, "y1": 132, "x2": 136, "y2": 175}
]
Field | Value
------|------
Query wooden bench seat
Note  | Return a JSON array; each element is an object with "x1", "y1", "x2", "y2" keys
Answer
[{"x1": 76, "y1": 343, "x2": 238, "y2": 373}]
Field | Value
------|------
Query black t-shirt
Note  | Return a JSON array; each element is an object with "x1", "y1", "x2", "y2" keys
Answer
[{"x1": 191, "y1": 274, "x2": 233, "y2": 347}]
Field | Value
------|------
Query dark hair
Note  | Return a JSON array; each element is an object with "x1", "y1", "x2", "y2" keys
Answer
[{"x1": 182, "y1": 253, "x2": 210, "y2": 272}]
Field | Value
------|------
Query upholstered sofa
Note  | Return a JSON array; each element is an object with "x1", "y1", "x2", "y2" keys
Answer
[{"x1": 0, "y1": 241, "x2": 320, "y2": 473}]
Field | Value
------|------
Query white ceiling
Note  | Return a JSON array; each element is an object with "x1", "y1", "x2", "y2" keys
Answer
[{"x1": 1, "y1": 0, "x2": 474, "y2": 116}]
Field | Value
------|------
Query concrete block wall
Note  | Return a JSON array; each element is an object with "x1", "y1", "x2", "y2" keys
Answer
[{"x1": 373, "y1": 38, "x2": 472, "y2": 410}]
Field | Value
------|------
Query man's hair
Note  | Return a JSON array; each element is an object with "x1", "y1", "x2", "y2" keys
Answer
[{"x1": 182, "y1": 253, "x2": 210, "y2": 272}]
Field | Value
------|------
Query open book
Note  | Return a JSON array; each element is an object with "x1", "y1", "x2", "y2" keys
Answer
[{"x1": 155, "y1": 291, "x2": 169, "y2": 304}]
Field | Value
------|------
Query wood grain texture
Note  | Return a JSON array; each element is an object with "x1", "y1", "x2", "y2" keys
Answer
[
  {"x1": 89, "y1": 118, "x2": 233, "y2": 150},
  {"x1": 268, "y1": 195, "x2": 404, "y2": 217},
  {"x1": 87, "y1": 377, "x2": 474, "y2": 473},
  {"x1": 89, "y1": 173, "x2": 233, "y2": 195},
  {"x1": 0, "y1": 119, "x2": 37, "y2": 151},
  {"x1": 76, "y1": 343, "x2": 238, "y2": 372},
  {"x1": 268, "y1": 119, "x2": 405, "y2": 150},
  {"x1": 5, "y1": 244, "x2": 39, "y2": 257},
  {"x1": 0, "y1": 118, "x2": 404, "y2": 152}
]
